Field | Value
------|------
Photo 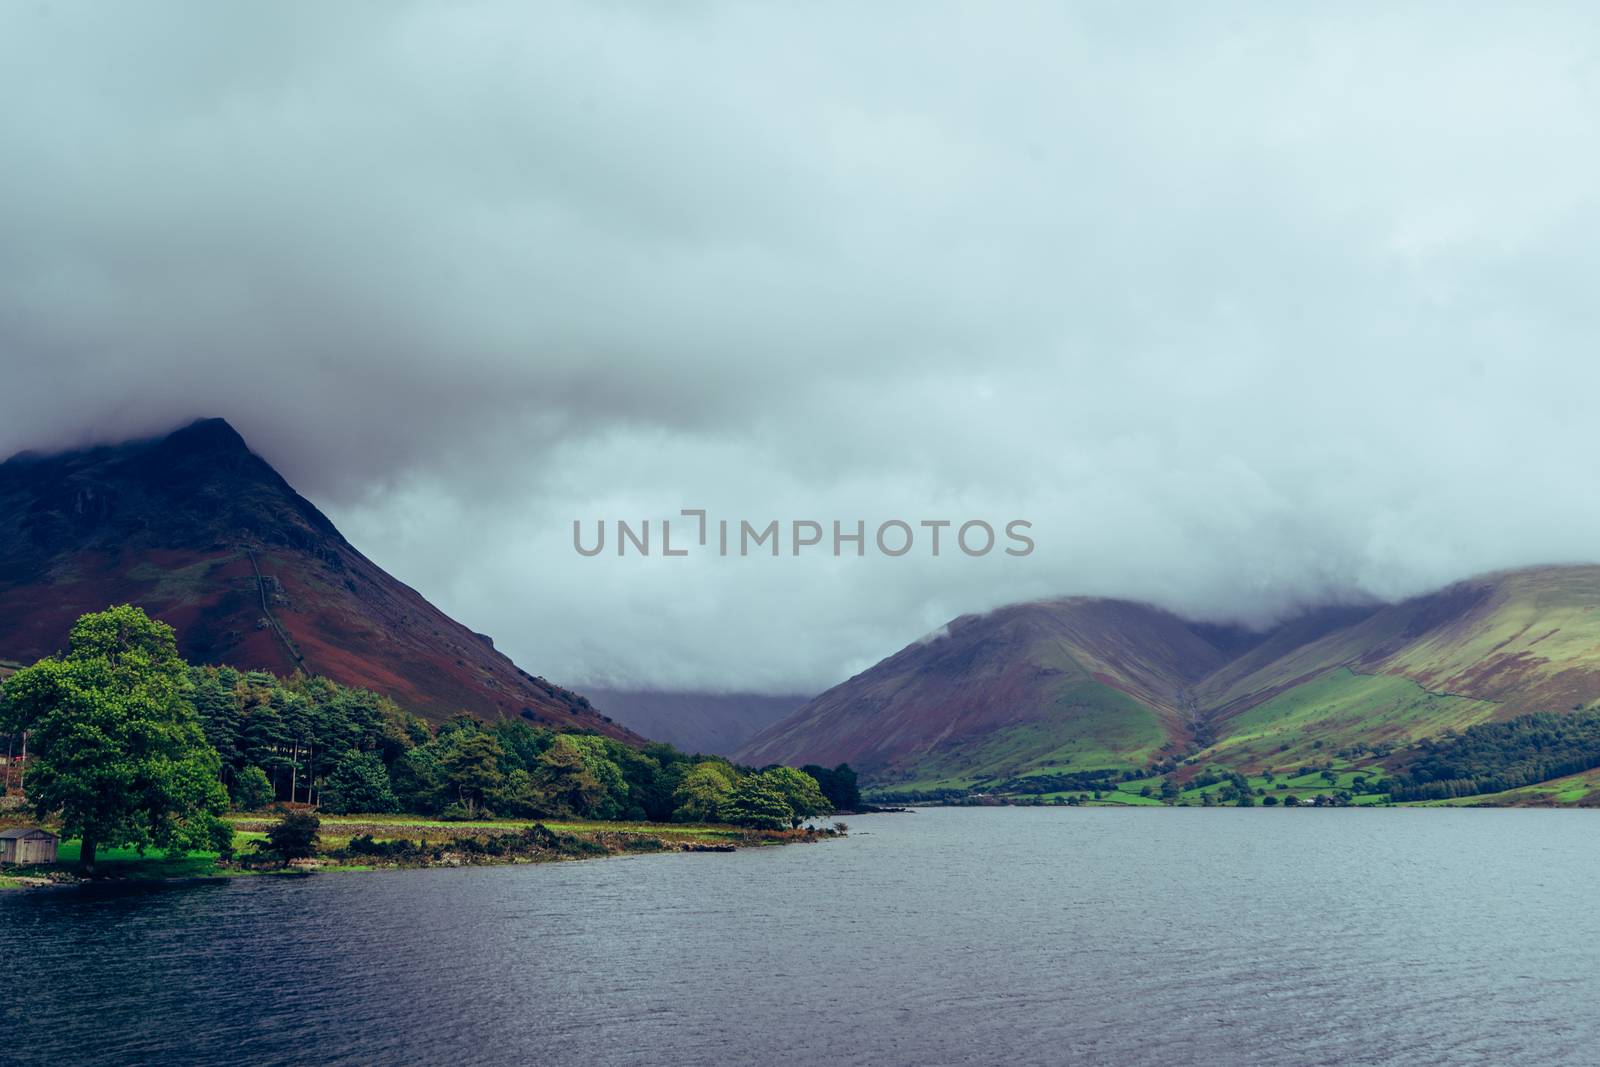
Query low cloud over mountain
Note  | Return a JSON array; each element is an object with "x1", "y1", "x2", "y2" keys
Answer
[{"x1": 4, "y1": 4, "x2": 1600, "y2": 692}]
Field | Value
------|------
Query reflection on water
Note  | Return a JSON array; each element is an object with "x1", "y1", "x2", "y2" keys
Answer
[{"x1": 5, "y1": 807, "x2": 1598, "y2": 1066}]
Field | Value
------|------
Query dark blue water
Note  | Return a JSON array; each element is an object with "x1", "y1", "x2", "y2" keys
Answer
[{"x1": 5, "y1": 807, "x2": 1598, "y2": 1066}]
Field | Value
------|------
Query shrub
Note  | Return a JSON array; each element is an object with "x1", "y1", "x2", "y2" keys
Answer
[
  {"x1": 261, "y1": 812, "x2": 320, "y2": 861},
  {"x1": 230, "y1": 766, "x2": 274, "y2": 811}
]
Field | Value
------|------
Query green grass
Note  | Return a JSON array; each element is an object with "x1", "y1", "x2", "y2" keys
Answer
[
  {"x1": 227, "y1": 813, "x2": 752, "y2": 851},
  {"x1": 11, "y1": 814, "x2": 776, "y2": 885},
  {"x1": 1414, "y1": 766, "x2": 1600, "y2": 807},
  {"x1": 875, "y1": 669, "x2": 1496, "y2": 800},
  {"x1": 878, "y1": 680, "x2": 1170, "y2": 794},
  {"x1": 1087, "y1": 790, "x2": 1163, "y2": 806},
  {"x1": 861, "y1": 572, "x2": 1600, "y2": 805},
  {"x1": 1017, "y1": 760, "x2": 1399, "y2": 808},
  {"x1": 1197, "y1": 668, "x2": 1498, "y2": 770},
  {"x1": 49, "y1": 839, "x2": 223, "y2": 878},
  {"x1": 1381, "y1": 569, "x2": 1600, "y2": 696}
]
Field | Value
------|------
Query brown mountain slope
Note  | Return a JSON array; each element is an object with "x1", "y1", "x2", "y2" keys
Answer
[
  {"x1": 1181, "y1": 567, "x2": 1600, "y2": 769},
  {"x1": 738, "y1": 566, "x2": 1600, "y2": 786},
  {"x1": 1198, "y1": 567, "x2": 1600, "y2": 720},
  {"x1": 737, "y1": 598, "x2": 1231, "y2": 780},
  {"x1": 0, "y1": 418, "x2": 634, "y2": 738}
]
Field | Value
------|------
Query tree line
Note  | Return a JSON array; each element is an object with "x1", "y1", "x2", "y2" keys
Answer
[
  {"x1": 1383, "y1": 708, "x2": 1600, "y2": 801},
  {"x1": 0, "y1": 606, "x2": 857, "y2": 868},
  {"x1": 186, "y1": 665, "x2": 850, "y2": 827}
]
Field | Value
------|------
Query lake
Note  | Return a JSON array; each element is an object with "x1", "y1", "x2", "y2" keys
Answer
[{"x1": 5, "y1": 807, "x2": 1598, "y2": 1066}]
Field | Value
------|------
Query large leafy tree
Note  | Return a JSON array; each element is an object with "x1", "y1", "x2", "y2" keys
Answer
[
  {"x1": 534, "y1": 736, "x2": 604, "y2": 817},
  {"x1": 671, "y1": 761, "x2": 736, "y2": 823},
  {"x1": 390, "y1": 746, "x2": 445, "y2": 814},
  {"x1": 319, "y1": 751, "x2": 399, "y2": 814},
  {"x1": 563, "y1": 734, "x2": 628, "y2": 819},
  {"x1": 0, "y1": 606, "x2": 229, "y2": 871},
  {"x1": 439, "y1": 729, "x2": 505, "y2": 815},
  {"x1": 720, "y1": 774, "x2": 795, "y2": 830},
  {"x1": 757, "y1": 767, "x2": 833, "y2": 828},
  {"x1": 801, "y1": 763, "x2": 861, "y2": 811},
  {"x1": 492, "y1": 767, "x2": 545, "y2": 817},
  {"x1": 262, "y1": 811, "x2": 320, "y2": 862},
  {"x1": 230, "y1": 765, "x2": 274, "y2": 811}
]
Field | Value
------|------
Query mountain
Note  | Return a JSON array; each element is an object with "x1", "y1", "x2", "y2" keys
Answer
[
  {"x1": 738, "y1": 598, "x2": 1236, "y2": 787},
  {"x1": 1190, "y1": 567, "x2": 1600, "y2": 770},
  {"x1": 584, "y1": 688, "x2": 808, "y2": 756},
  {"x1": 736, "y1": 566, "x2": 1600, "y2": 791},
  {"x1": 0, "y1": 418, "x2": 634, "y2": 738}
]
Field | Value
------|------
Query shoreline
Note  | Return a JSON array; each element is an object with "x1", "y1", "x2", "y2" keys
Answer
[{"x1": 0, "y1": 815, "x2": 843, "y2": 892}]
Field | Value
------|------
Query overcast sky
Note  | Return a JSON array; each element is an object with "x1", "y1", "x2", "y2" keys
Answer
[{"x1": 3, "y1": 3, "x2": 1600, "y2": 693}]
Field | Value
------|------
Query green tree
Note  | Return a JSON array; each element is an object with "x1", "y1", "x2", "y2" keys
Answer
[
  {"x1": 231, "y1": 765, "x2": 274, "y2": 811},
  {"x1": 262, "y1": 811, "x2": 320, "y2": 862},
  {"x1": 534, "y1": 736, "x2": 604, "y2": 817},
  {"x1": 756, "y1": 767, "x2": 832, "y2": 827},
  {"x1": 564, "y1": 735, "x2": 628, "y2": 819},
  {"x1": 721, "y1": 775, "x2": 794, "y2": 830},
  {"x1": 801, "y1": 763, "x2": 861, "y2": 810},
  {"x1": 320, "y1": 752, "x2": 400, "y2": 814},
  {"x1": 490, "y1": 719, "x2": 555, "y2": 775},
  {"x1": 390, "y1": 747, "x2": 445, "y2": 814},
  {"x1": 191, "y1": 665, "x2": 244, "y2": 768},
  {"x1": 439, "y1": 730, "x2": 505, "y2": 816},
  {"x1": 0, "y1": 606, "x2": 229, "y2": 872},
  {"x1": 613, "y1": 746, "x2": 669, "y2": 821},
  {"x1": 492, "y1": 767, "x2": 546, "y2": 817},
  {"x1": 671, "y1": 761, "x2": 736, "y2": 823}
]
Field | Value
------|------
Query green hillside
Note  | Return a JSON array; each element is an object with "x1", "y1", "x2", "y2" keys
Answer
[
  {"x1": 785, "y1": 566, "x2": 1600, "y2": 806},
  {"x1": 1419, "y1": 766, "x2": 1600, "y2": 807},
  {"x1": 876, "y1": 680, "x2": 1171, "y2": 794},
  {"x1": 1195, "y1": 668, "x2": 1499, "y2": 770},
  {"x1": 738, "y1": 597, "x2": 1222, "y2": 786}
]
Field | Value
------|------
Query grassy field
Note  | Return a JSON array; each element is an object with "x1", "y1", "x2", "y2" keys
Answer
[
  {"x1": 226, "y1": 813, "x2": 749, "y2": 846},
  {"x1": 1196, "y1": 668, "x2": 1498, "y2": 770},
  {"x1": 51, "y1": 840, "x2": 228, "y2": 878},
  {"x1": 1417, "y1": 767, "x2": 1600, "y2": 807},
  {"x1": 0, "y1": 813, "x2": 813, "y2": 889},
  {"x1": 872, "y1": 667, "x2": 1538, "y2": 807},
  {"x1": 871, "y1": 669, "x2": 1502, "y2": 801},
  {"x1": 1024, "y1": 770, "x2": 1388, "y2": 807},
  {"x1": 874, "y1": 680, "x2": 1172, "y2": 795}
]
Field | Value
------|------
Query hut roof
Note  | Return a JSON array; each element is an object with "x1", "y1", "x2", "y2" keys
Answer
[{"x1": 0, "y1": 827, "x2": 57, "y2": 840}]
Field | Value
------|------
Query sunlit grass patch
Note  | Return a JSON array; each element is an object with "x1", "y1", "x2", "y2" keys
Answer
[{"x1": 50, "y1": 839, "x2": 222, "y2": 878}]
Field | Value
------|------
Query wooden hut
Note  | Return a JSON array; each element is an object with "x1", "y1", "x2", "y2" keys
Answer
[{"x1": 0, "y1": 827, "x2": 58, "y2": 865}]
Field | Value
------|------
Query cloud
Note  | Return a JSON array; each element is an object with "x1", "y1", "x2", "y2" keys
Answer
[{"x1": 3, "y1": 2, "x2": 1600, "y2": 692}]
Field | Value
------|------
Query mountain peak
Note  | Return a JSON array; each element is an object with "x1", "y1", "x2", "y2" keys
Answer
[
  {"x1": 3, "y1": 417, "x2": 251, "y2": 468},
  {"x1": 160, "y1": 417, "x2": 251, "y2": 456},
  {"x1": 0, "y1": 422, "x2": 630, "y2": 738}
]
